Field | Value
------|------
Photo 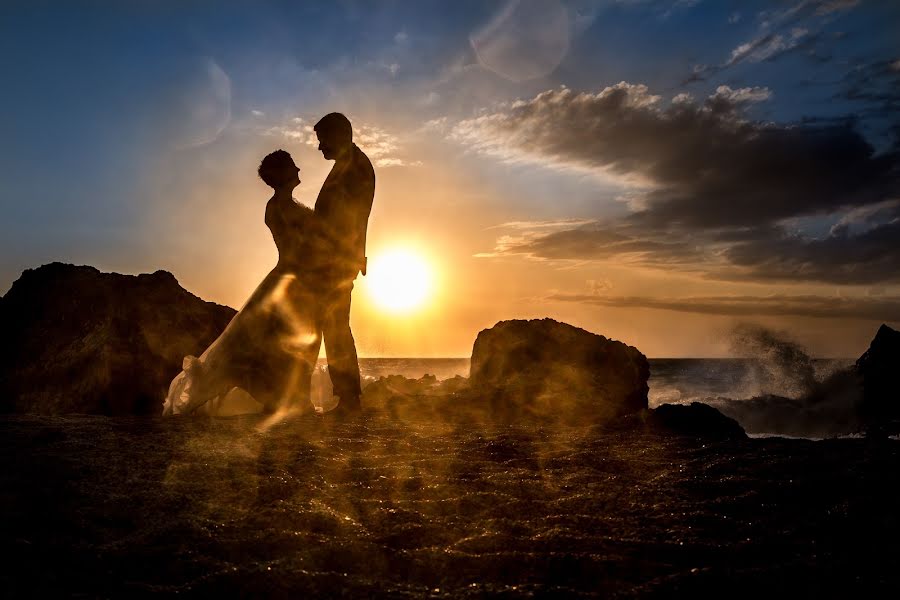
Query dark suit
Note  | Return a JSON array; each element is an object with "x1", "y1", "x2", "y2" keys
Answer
[{"x1": 313, "y1": 143, "x2": 375, "y2": 407}]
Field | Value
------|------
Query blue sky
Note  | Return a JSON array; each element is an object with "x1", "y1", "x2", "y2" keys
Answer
[{"x1": 1, "y1": 0, "x2": 899, "y2": 356}]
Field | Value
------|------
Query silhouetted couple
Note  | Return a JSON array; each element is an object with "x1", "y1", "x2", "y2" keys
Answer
[{"x1": 163, "y1": 113, "x2": 375, "y2": 417}]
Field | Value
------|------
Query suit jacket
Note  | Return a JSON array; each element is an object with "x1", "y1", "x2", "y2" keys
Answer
[{"x1": 314, "y1": 143, "x2": 375, "y2": 278}]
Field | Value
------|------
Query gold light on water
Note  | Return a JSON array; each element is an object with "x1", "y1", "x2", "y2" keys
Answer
[{"x1": 364, "y1": 249, "x2": 433, "y2": 313}]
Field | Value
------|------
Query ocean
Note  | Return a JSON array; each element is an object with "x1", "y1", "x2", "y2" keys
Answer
[{"x1": 351, "y1": 357, "x2": 854, "y2": 407}]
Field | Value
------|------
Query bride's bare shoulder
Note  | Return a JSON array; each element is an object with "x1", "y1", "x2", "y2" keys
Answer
[{"x1": 265, "y1": 196, "x2": 289, "y2": 228}]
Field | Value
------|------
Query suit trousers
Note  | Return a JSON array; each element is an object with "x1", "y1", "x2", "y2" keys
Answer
[{"x1": 318, "y1": 277, "x2": 362, "y2": 409}]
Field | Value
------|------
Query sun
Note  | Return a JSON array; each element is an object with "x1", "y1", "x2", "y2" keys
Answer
[{"x1": 365, "y1": 249, "x2": 433, "y2": 313}]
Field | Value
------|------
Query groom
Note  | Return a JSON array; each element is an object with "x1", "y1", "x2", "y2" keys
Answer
[{"x1": 312, "y1": 112, "x2": 375, "y2": 414}]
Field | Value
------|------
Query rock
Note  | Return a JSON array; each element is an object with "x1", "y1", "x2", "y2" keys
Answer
[
  {"x1": 649, "y1": 402, "x2": 747, "y2": 439},
  {"x1": 0, "y1": 263, "x2": 235, "y2": 414},
  {"x1": 469, "y1": 318, "x2": 649, "y2": 421},
  {"x1": 855, "y1": 323, "x2": 900, "y2": 432},
  {"x1": 362, "y1": 374, "x2": 469, "y2": 406}
]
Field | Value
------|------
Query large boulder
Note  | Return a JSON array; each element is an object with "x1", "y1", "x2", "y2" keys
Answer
[
  {"x1": 856, "y1": 323, "x2": 900, "y2": 432},
  {"x1": 469, "y1": 318, "x2": 649, "y2": 421},
  {"x1": 0, "y1": 263, "x2": 235, "y2": 415}
]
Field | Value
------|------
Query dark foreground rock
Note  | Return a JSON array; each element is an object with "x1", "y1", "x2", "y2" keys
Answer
[
  {"x1": 469, "y1": 318, "x2": 649, "y2": 421},
  {"x1": 0, "y1": 263, "x2": 235, "y2": 414},
  {"x1": 647, "y1": 402, "x2": 747, "y2": 439}
]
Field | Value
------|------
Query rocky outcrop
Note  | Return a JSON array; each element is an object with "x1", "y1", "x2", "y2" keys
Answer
[
  {"x1": 856, "y1": 324, "x2": 900, "y2": 432},
  {"x1": 469, "y1": 319, "x2": 649, "y2": 421},
  {"x1": 648, "y1": 402, "x2": 747, "y2": 439},
  {"x1": 0, "y1": 263, "x2": 235, "y2": 414}
]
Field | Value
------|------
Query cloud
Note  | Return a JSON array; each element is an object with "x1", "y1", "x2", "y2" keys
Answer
[
  {"x1": 480, "y1": 221, "x2": 709, "y2": 267},
  {"x1": 484, "y1": 207, "x2": 900, "y2": 285},
  {"x1": 264, "y1": 119, "x2": 419, "y2": 168},
  {"x1": 727, "y1": 31, "x2": 803, "y2": 66},
  {"x1": 263, "y1": 117, "x2": 315, "y2": 144},
  {"x1": 659, "y1": 0, "x2": 701, "y2": 20},
  {"x1": 452, "y1": 82, "x2": 897, "y2": 229},
  {"x1": 723, "y1": 217, "x2": 900, "y2": 285},
  {"x1": 457, "y1": 82, "x2": 900, "y2": 283},
  {"x1": 709, "y1": 84, "x2": 772, "y2": 104},
  {"x1": 814, "y1": 0, "x2": 860, "y2": 16},
  {"x1": 485, "y1": 218, "x2": 597, "y2": 230},
  {"x1": 723, "y1": 26, "x2": 816, "y2": 71},
  {"x1": 837, "y1": 58, "x2": 900, "y2": 123},
  {"x1": 690, "y1": 0, "x2": 859, "y2": 82},
  {"x1": 760, "y1": 0, "x2": 859, "y2": 27},
  {"x1": 547, "y1": 292, "x2": 900, "y2": 321},
  {"x1": 353, "y1": 125, "x2": 421, "y2": 167},
  {"x1": 586, "y1": 278, "x2": 613, "y2": 294}
]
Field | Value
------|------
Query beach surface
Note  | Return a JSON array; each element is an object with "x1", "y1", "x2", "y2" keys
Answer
[{"x1": 2, "y1": 411, "x2": 898, "y2": 597}]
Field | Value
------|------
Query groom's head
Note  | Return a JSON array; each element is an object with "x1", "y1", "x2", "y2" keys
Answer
[{"x1": 314, "y1": 112, "x2": 353, "y2": 160}]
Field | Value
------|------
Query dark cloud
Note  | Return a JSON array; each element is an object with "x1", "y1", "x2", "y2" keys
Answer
[
  {"x1": 495, "y1": 213, "x2": 900, "y2": 285},
  {"x1": 724, "y1": 217, "x2": 900, "y2": 285},
  {"x1": 454, "y1": 83, "x2": 898, "y2": 229},
  {"x1": 838, "y1": 58, "x2": 900, "y2": 124},
  {"x1": 512, "y1": 225, "x2": 705, "y2": 266},
  {"x1": 456, "y1": 82, "x2": 900, "y2": 284},
  {"x1": 547, "y1": 291, "x2": 900, "y2": 321}
]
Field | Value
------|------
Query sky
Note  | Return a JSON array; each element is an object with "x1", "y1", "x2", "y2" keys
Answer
[{"x1": 1, "y1": 0, "x2": 899, "y2": 357}]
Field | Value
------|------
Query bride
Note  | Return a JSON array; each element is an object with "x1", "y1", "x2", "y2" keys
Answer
[{"x1": 163, "y1": 150, "x2": 324, "y2": 416}]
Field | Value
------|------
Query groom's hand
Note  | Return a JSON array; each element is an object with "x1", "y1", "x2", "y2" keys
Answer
[{"x1": 360, "y1": 256, "x2": 367, "y2": 276}]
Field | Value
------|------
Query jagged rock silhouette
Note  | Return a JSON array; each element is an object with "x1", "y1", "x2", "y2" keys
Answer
[
  {"x1": 0, "y1": 263, "x2": 235, "y2": 414},
  {"x1": 857, "y1": 323, "x2": 900, "y2": 433}
]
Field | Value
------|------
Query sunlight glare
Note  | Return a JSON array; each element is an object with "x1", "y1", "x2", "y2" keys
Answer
[{"x1": 366, "y1": 249, "x2": 432, "y2": 313}]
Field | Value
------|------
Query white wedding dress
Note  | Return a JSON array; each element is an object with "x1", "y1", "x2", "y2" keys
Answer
[{"x1": 163, "y1": 197, "x2": 326, "y2": 416}]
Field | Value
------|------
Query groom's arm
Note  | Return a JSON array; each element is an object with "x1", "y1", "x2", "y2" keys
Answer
[{"x1": 347, "y1": 164, "x2": 375, "y2": 275}]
